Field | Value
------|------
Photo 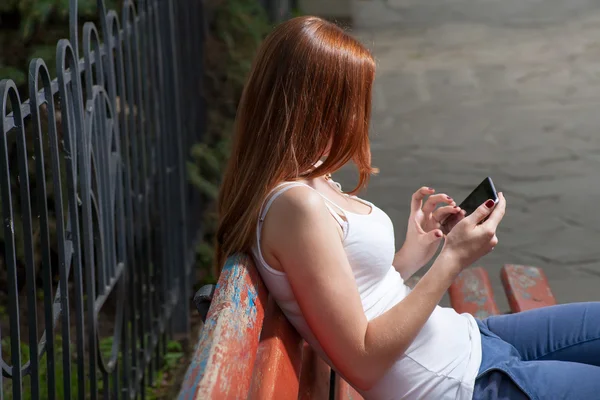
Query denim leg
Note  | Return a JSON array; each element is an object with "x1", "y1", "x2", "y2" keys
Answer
[
  {"x1": 474, "y1": 370, "x2": 529, "y2": 400},
  {"x1": 481, "y1": 302, "x2": 600, "y2": 365},
  {"x1": 475, "y1": 361, "x2": 600, "y2": 400}
]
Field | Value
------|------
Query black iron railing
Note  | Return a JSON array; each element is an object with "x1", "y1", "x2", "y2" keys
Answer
[{"x1": 0, "y1": 0, "x2": 204, "y2": 398}]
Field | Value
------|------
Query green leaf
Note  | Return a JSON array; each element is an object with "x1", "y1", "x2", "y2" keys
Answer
[
  {"x1": 0, "y1": 67, "x2": 27, "y2": 86},
  {"x1": 167, "y1": 340, "x2": 183, "y2": 352},
  {"x1": 29, "y1": 43, "x2": 56, "y2": 62},
  {"x1": 20, "y1": 15, "x2": 36, "y2": 40}
]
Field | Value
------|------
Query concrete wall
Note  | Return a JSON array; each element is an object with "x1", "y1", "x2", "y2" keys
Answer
[
  {"x1": 351, "y1": 0, "x2": 600, "y2": 29},
  {"x1": 299, "y1": 0, "x2": 600, "y2": 30},
  {"x1": 351, "y1": 0, "x2": 403, "y2": 28}
]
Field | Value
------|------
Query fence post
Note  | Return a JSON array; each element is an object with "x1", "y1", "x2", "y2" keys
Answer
[
  {"x1": 0, "y1": 324, "x2": 3, "y2": 400},
  {"x1": 166, "y1": 0, "x2": 191, "y2": 339}
]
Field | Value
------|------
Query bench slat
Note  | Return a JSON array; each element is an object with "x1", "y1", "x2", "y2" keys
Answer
[
  {"x1": 448, "y1": 267, "x2": 500, "y2": 318},
  {"x1": 334, "y1": 374, "x2": 364, "y2": 400},
  {"x1": 178, "y1": 255, "x2": 268, "y2": 400},
  {"x1": 248, "y1": 296, "x2": 303, "y2": 399},
  {"x1": 298, "y1": 342, "x2": 331, "y2": 400},
  {"x1": 501, "y1": 265, "x2": 557, "y2": 312}
]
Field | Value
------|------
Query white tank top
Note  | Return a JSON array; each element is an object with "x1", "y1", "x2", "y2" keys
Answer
[{"x1": 252, "y1": 182, "x2": 482, "y2": 400}]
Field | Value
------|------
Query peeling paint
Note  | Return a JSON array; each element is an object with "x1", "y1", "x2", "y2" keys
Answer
[
  {"x1": 502, "y1": 265, "x2": 556, "y2": 312},
  {"x1": 449, "y1": 267, "x2": 500, "y2": 318},
  {"x1": 179, "y1": 253, "x2": 369, "y2": 400},
  {"x1": 177, "y1": 254, "x2": 268, "y2": 400}
]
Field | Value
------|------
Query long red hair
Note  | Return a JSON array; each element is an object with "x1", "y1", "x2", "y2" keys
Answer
[{"x1": 215, "y1": 16, "x2": 377, "y2": 270}]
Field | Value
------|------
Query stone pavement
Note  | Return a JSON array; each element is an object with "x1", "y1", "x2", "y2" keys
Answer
[{"x1": 336, "y1": 1, "x2": 600, "y2": 310}]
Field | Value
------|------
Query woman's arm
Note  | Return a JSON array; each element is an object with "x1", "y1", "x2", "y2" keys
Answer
[
  {"x1": 261, "y1": 187, "x2": 459, "y2": 389},
  {"x1": 392, "y1": 247, "x2": 423, "y2": 280},
  {"x1": 262, "y1": 187, "x2": 505, "y2": 390}
]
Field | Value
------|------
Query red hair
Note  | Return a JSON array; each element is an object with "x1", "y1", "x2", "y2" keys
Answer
[{"x1": 215, "y1": 16, "x2": 377, "y2": 270}]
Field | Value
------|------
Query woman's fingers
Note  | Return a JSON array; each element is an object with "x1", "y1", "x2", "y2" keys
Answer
[
  {"x1": 465, "y1": 197, "x2": 497, "y2": 226},
  {"x1": 411, "y1": 186, "x2": 435, "y2": 214},
  {"x1": 440, "y1": 209, "x2": 466, "y2": 234},
  {"x1": 432, "y1": 205, "x2": 462, "y2": 223},
  {"x1": 491, "y1": 234, "x2": 499, "y2": 248},
  {"x1": 422, "y1": 193, "x2": 455, "y2": 214},
  {"x1": 483, "y1": 192, "x2": 507, "y2": 230}
]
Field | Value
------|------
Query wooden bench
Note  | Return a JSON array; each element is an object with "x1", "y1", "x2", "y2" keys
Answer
[
  {"x1": 178, "y1": 257, "x2": 556, "y2": 399},
  {"x1": 178, "y1": 254, "x2": 363, "y2": 400},
  {"x1": 449, "y1": 264, "x2": 556, "y2": 315}
]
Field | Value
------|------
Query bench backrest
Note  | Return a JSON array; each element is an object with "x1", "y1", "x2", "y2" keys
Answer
[
  {"x1": 180, "y1": 254, "x2": 557, "y2": 399},
  {"x1": 179, "y1": 254, "x2": 363, "y2": 400}
]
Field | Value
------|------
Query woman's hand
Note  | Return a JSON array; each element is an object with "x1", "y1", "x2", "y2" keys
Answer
[
  {"x1": 441, "y1": 192, "x2": 507, "y2": 274},
  {"x1": 394, "y1": 187, "x2": 463, "y2": 278},
  {"x1": 440, "y1": 208, "x2": 467, "y2": 234}
]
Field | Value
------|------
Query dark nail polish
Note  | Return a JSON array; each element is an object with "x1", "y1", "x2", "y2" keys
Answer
[
  {"x1": 485, "y1": 199, "x2": 495, "y2": 208},
  {"x1": 428, "y1": 187, "x2": 434, "y2": 190},
  {"x1": 435, "y1": 231, "x2": 443, "y2": 238},
  {"x1": 447, "y1": 196, "x2": 452, "y2": 200}
]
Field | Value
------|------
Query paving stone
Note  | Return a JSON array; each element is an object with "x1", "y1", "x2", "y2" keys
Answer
[{"x1": 336, "y1": 2, "x2": 600, "y2": 304}]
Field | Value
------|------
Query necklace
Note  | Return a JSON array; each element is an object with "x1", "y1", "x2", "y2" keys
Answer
[{"x1": 323, "y1": 173, "x2": 343, "y2": 192}]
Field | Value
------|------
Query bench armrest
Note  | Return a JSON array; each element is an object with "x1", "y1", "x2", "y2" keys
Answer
[{"x1": 193, "y1": 284, "x2": 216, "y2": 322}]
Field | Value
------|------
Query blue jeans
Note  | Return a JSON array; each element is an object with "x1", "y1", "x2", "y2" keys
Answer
[{"x1": 473, "y1": 302, "x2": 600, "y2": 400}]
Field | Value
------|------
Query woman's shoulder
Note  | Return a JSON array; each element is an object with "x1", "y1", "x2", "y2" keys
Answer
[
  {"x1": 260, "y1": 184, "x2": 340, "y2": 263},
  {"x1": 266, "y1": 184, "x2": 328, "y2": 221}
]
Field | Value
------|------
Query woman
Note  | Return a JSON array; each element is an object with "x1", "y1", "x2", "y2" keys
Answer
[{"x1": 216, "y1": 16, "x2": 600, "y2": 399}]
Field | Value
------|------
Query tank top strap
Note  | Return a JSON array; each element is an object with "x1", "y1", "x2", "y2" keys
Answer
[
  {"x1": 259, "y1": 182, "x2": 307, "y2": 221},
  {"x1": 254, "y1": 181, "x2": 349, "y2": 275},
  {"x1": 257, "y1": 182, "x2": 348, "y2": 237}
]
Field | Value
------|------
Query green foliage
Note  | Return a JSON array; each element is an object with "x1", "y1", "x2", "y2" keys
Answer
[
  {"x1": 97, "y1": 335, "x2": 185, "y2": 399},
  {"x1": 164, "y1": 341, "x2": 184, "y2": 369},
  {"x1": 0, "y1": 0, "x2": 123, "y2": 286},
  {"x1": 207, "y1": 0, "x2": 271, "y2": 114},
  {"x1": 0, "y1": 66, "x2": 27, "y2": 87},
  {"x1": 0, "y1": 0, "x2": 117, "y2": 40},
  {"x1": 0, "y1": 0, "x2": 124, "y2": 334},
  {"x1": 1, "y1": 335, "x2": 185, "y2": 399},
  {"x1": 0, "y1": 106, "x2": 71, "y2": 296},
  {"x1": 142, "y1": 339, "x2": 185, "y2": 400},
  {"x1": 1, "y1": 335, "x2": 76, "y2": 400},
  {"x1": 215, "y1": 1, "x2": 270, "y2": 87},
  {"x1": 98, "y1": 335, "x2": 120, "y2": 368},
  {"x1": 188, "y1": 0, "x2": 274, "y2": 278},
  {"x1": 187, "y1": 141, "x2": 230, "y2": 200},
  {"x1": 0, "y1": 0, "x2": 119, "y2": 91},
  {"x1": 196, "y1": 240, "x2": 216, "y2": 275},
  {"x1": 291, "y1": 7, "x2": 304, "y2": 18}
]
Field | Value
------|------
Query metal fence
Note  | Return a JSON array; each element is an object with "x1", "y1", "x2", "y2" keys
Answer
[{"x1": 0, "y1": 0, "x2": 204, "y2": 398}]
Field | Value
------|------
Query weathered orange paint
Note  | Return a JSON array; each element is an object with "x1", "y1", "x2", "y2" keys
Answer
[
  {"x1": 178, "y1": 254, "x2": 268, "y2": 400},
  {"x1": 248, "y1": 296, "x2": 303, "y2": 399},
  {"x1": 335, "y1": 373, "x2": 365, "y2": 400},
  {"x1": 298, "y1": 342, "x2": 331, "y2": 400},
  {"x1": 178, "y1": 253, "x2": 381, "y2": 399},
  {"x1": 501, "y1": 265, "x2": 556, "y2": 313},
  {"x1": 448, "y1": 267, "x2": 500, "y2": 318}
]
